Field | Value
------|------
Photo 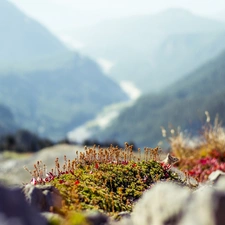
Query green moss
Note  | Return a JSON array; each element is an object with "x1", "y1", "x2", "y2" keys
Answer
[
  {"x1": 64, "y1": 212, "x2": 90, "y2": 225},
  {"x1": 50, "y1": 160, "x2": 181, "y2": 216}
]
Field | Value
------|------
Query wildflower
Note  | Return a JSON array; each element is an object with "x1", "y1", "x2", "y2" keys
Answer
[
  {"x1": 75, "y1": 180, "x2": 80, "y2": 185},
  {"x1": 31, "y1": 178, "x2": 37, "y2": 185},
  {"x1": 37, "y1": 177, "x2": 43, "y2": 183},
  {"x1": 160, "y1": 162, "x2": 171, "y2": 170},
  {"x1": 43, "y1": 177, "x2": 50, "y2": 182}
]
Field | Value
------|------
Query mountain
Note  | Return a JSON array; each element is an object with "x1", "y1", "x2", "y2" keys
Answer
[
  {"x1": 0, "y1": 104, "x2": 17, "y2": 135},
  {"x1": 0, "y1": 0, "x2": 128, "y2": 140},
  {"x1": 64, "y1": 8, "x2": 225, "y2": 93},
  {"x1": 92, "y1": 50, "x2": 225, "y2": 148},
  {"x1": 0, "y1": 0, "x2": 69, "y2": 71}
]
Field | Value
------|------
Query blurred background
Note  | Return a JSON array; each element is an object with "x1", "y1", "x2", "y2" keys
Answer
[{"x1": 1, "y1": 0, "x2": 225, "y2": 154}]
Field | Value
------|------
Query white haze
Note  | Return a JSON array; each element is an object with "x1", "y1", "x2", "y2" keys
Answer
[{"x1": 9, "y1": 0, "x2": 225, "y2": 35}]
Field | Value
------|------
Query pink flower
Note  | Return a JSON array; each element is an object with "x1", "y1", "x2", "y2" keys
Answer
[
  {"x1": 37, "y1": 177, "x2": 43, "y2": 183},
  {"x1": 199, "y1": 158, "x2": 208, "y2": 165},
  {"x1": 31, "y1": 178, "x2": 37, "y2": 185}
]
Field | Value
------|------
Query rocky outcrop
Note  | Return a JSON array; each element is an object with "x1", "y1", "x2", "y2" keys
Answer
[
  {"x1": 116, "y1": 177, "x2": 225, "y2": 225},
  {"x1": 2, "y1": 170, "x2": 225, "y2": 225},
  {"x1": 0, "y1": 184, "x2": 47, "y2": 225},
  {"x1": 131, "y1": 182, "x2": 191, "y2": 225},
  {"x1": 22, "y1": 184, "x2": 63, "y2": 212}
]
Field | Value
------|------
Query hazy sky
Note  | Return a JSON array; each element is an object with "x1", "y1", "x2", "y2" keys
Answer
[{"x1": 8, "y1": 0, "x2": 225, "y2": 33}]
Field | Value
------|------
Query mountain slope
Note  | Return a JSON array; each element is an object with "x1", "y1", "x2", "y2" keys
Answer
[
  {"x1": 65, "y1": 8, "x2": 225, "y2": 92},
  {"x1": 0, "y1": 104, "x2": 17, "y2": 135},
  {"x1": 0, "y1": 55, "x2": 128, "y2": 140},
  {"x1": 94, "y1": 50, "x2": 225, "y2": 147},
  {"x1": 0, "y1": 0, "x2": 69, "y2": 71},
  {"x1": 0, "y1": 0, "x2": 128, "y2": 140}
]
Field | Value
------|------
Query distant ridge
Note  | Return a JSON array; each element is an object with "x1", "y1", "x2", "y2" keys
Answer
[
  {"x1": 68, "y1": 8, "x2": 225, "y2": 92},
  {"x1": 94, "y1": 50, "x2": 225, "y2": 147}
]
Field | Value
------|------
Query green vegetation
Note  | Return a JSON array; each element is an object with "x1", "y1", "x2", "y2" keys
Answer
[
  {"x1": 168, "y1": 116, "x2": 225, "y2": 182},
  {"x1": 96, "y1": 50, "x2": 225, "y2": 147},
  {"x1": 22, "y1": 121, "x2": 225, "y2": 224},
  {"x1": 25, "y1": 144, "x2": 185, "y2": 219}
]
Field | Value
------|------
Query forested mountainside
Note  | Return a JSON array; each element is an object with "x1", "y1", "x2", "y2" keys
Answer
[{"x1": 94, "y1": 50, "x2": 225, "y2": 147}]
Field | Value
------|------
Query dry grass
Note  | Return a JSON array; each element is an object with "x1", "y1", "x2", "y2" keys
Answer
[{"x1": 164, "y1": 112, "x2": 225, "y2": 160}]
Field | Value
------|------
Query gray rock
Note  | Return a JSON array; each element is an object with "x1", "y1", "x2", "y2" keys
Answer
[
  {"x1": 41, "y1": 212, "x2": 64, "y2": 225},
  {"x1": 110, "y1": 217, "x2": 133, "y2": 225},
  {"x1": 0, "y1": 184, "x2": 47, "y2": 225},
  {"x1": 179, "y1": 187, "x2": 215, "y2": 225},
  {"x1": 179, "y1": 184, "x2": 225, "y2": 225},
  {"x1": 131, "y1": 182, "x2": 191, "y2": 225},
  {"x1": 128, "y1": 180, "x2": 225, "y2": 225},
  {"x1": 170, "y1": 167, "x2": 198, "y2": 188},
  {"x1": 209, "y1": 170, "x2": 225, "y2": 184},
  {"x1": 215, "y1": 176, "x2": 225, "y2": 191},
  {"x1": 23, "y1": 184, "x2": 62, "y2": 212},
  {"x1": 85, "y1": 210, "x2": 109, "y2": 225}
]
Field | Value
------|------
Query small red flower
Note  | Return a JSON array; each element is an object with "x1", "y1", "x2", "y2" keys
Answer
[
  {"x1": 43, "y1": 177, "x2": 50, "y2": 182},
  {"x1": 31, "y1": 178, "x2": 37, "y2": 185},
  {"x1": 59, "y1": 180, "x2": 64, "y2": 184},
  {"x1": 95, "y1": 163, "x2": 99, "y2": 169},
  {"x1": 75, "y1": 180, "x2": 80, "y2": 185}
]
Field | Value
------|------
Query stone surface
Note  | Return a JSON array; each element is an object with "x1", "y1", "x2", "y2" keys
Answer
[
  {"x1": 85, "y1": 210, "x2": 109, "y2": 225},
  {"x1": 41, "y1": 212, "x2": 64, "y2": 224},
  {"x1": 208, "y1": 170, "x2": 225, "y2": 184},
  {"x1": 0, "y1": 184, "x2": 47, "y2": 225},
  {"x1": 0, "y1": 144, "x2": 84, "y2": 185},
  {"x1": 117, "y1": 179, "x2": 225, "y2": 225},
  {"x1": 22, "y1": 184, "x2": 62, "y2": 212},
  {"x1": 131, "y1": 182, "x2": 191, "y2": 225}
]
